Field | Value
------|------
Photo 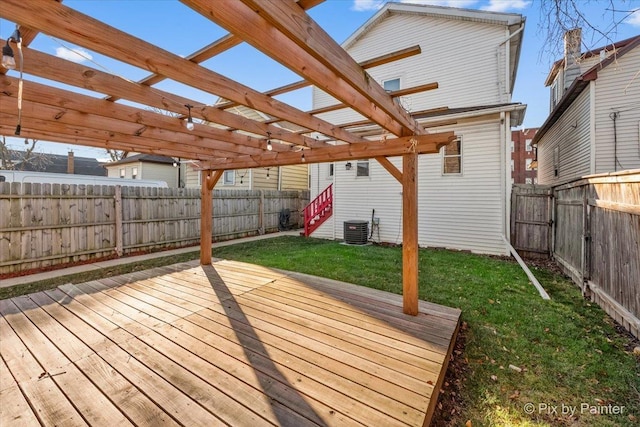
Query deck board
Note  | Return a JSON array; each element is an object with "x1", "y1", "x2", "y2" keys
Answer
[{"x1": 0, "y1": 260, "x2": 460, "y2": 426}]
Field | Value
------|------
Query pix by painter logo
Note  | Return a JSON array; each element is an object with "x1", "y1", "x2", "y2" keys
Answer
[{"x1": 523, "y1": 402, "x2": 626, "y2": 416}]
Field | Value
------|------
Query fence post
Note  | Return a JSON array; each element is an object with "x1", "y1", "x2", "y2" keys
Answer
[
  {"x1": 114, "y1": 185, "x2": 123, "y2": 257},
  {"x1": 258, "y1": 190, "x2": 265, "y2": 235}
]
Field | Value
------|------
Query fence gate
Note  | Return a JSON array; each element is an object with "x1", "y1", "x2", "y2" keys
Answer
[{"x1": 510, "y1": 185, "x2": 553, "y2": 259}]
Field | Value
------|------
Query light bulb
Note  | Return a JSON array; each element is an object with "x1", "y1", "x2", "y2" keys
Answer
[
  {"x1": 267, "y1": 140, "x2": 273, "y2": 151},
  {"x1": 301, "y1": 153, "x2": 306, "y2": 162},
  {"x1": 185, "y1": 118, "x2": 194, "y2": 131},
  {"x1": 1, "y1": 43, "x2": 15, "y2": 70}
]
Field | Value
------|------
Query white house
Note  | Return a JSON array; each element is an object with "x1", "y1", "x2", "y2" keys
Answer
[
  {"x1": 308, "y1": 2, "x2": 526, "y2": 255},
  {"x1": 105, "y1": 153, "x2": 178, "y2": 187},
  {"x1": 534, "y1": 32, "x2": 640, "y2": 184}
]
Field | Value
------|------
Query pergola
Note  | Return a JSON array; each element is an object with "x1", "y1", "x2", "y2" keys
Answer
[{"x1": 0, "y1": 0, "x2": 455, "y2": 315}]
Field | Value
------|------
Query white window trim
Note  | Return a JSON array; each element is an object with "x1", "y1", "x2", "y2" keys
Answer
[
  {"x1": 223, "y1": 170, "x2": 235, "y2": 185},
  {"x1": 356, "y1": 159, "x2": 370, "y2": 178},
  {"x1": 382, "y1": 77, "x2": 401, "y2": 93},
  {"x1": 441, "y1": 137, "x2": 463, "y2": 176}
]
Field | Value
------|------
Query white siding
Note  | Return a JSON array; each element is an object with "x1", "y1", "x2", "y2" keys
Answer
[
  {"x1": 594, "y1": 47, "x2": 640, "y2": 173},
  {"x1": 537, "y1": 88, "x2": 591, "y2": 184},
  {"x1": 309, "y1": 8, "x2": 516, "y2": 255},
  {"x1": 314, "y1": 122, "x2": 507, "y2": 255},
  {"x1": 139, "y1": 163, "x2": 177, "y2": 187},
  {"x1": 313, "y1": 12, "x2": 507, "y2": 123}
]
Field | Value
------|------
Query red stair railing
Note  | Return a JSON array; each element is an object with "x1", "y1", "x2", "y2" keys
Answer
[{"x1": 303, "y1": 184, "x2": 333, "y2": 237}]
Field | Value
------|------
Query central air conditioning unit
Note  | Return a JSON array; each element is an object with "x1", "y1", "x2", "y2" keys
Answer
[{"x1": 344, "y1": 220, "x2": 368, "y2": 245}]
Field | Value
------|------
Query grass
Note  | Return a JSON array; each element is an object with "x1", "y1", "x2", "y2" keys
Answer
[{"x1": 2, "y1": 236, "x2": 638, "y2": 425}]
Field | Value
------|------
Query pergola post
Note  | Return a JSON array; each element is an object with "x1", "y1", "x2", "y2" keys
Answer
[
  {"x1": 200, "y1": 170, "x2": 223, "y2": 265},
  {"x1": 402, "y1": 152, "x2": 419, "y2": 315}
]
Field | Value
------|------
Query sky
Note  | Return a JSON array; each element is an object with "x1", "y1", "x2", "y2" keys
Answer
[{"x1": 1, "y1": 0, "x2": 639, "y2": 160}]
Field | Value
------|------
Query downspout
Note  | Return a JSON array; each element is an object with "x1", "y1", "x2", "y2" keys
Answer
[
  {"x1": 500, "y1": 111, "x2": 510, "y2": 252},
  {"x1": 497, "y1": 23, "x2": 524, "y2": 101}
]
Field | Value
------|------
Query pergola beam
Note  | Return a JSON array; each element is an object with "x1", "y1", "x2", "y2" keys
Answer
[
  {"x1": 105, "y1": 0, "x2": 324, "y2": 103},
  {"x1": 0, "y1": 76, "x2": 282, "y2": 157},
  {"x1": 3, "y1": 40, "x2": 325, "y2": 149},
  {"x1": 199, "y1": 132, "x2": 455, "y2": 170},
  {"x1": 0, "y1": 0, "x2": 365, "y2": 144},
  {"x1": 232, "y1": 0, "x2": 424, "y2": 137},
  {"x1": 217, "y1": 44, "x2": 422, "y2": 110},
  {"x1": 186, "y1": 0, "x2": 422, "y2": 137}
]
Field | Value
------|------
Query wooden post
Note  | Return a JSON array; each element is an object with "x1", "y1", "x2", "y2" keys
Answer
[
  {"x1": 114, "y1": 185, "x2": 123, "y2": 257},
  {"x1": 402, "y1": 152, "x2": 419, "y2": 315},
  {"x1": 200, "y1": 170, "x2": 223, "y2": 265},
  {"x1": 258, "y1": 190, "x2": 265, "y2": 235}
]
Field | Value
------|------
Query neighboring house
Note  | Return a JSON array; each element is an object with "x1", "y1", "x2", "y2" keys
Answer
[
  {"x1": 511, "y1": 128, "x2": 538, "y2": 184},
  {"x1": 308, "y1": 2, "x2": 526, "y2": 255},
  {"x1": 534, "y1": 31, "x2": 640, "y2": 185},
  {"x1": 183, "y1": 101, "x2": 309, "y2": 191},
  {"x1": 105, "y1": 153, "x2": 177, "y2": 187},
  {"x1": 4, "y1": 150, "x2": 105, "y2": 176}
]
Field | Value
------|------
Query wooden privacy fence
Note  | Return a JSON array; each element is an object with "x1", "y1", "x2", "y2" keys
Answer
[
  {"x1": 511, "y1": 170, "x2": 640, "y2": 338},
  {"x1": 0, "y1": 183, "x2": 308, "y2": 274}
]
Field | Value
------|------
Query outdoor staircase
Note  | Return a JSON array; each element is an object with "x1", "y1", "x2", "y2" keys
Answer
[{"x1": 302, "y1": 184, "x2": 333, "y2": 237}]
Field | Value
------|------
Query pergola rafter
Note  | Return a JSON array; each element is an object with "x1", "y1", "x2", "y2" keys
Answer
[{"x1": 0, "y1": 0, "x2": 456, "y2": 315}]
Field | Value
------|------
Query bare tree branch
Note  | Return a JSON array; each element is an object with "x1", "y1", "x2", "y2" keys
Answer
[{"x1": 537, "y1": 0, "x2": 637, "y2": 62}]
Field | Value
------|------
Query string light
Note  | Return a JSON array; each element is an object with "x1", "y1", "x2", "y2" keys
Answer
[
  {"x1": 184, "y1": 104, "x2": 194, "y2": 131},
  {"x1": 2, "y1": 27, "x2": 23, "y2": 135},
  {"x1": 266, "y1": 131, "x2": 272, "y2": 151},
  {"x1": 301, "y1": 152, "x2": 306, "y2": 162}
]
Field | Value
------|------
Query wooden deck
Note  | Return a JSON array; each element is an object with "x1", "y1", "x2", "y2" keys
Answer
[{"x1": 0, "y1": 259, "x2": 461, "y2": 427}]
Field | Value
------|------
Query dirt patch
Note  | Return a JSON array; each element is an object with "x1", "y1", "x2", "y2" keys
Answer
[{"x1": 430, "y1": 321, "x2": 469, "y2": 426}]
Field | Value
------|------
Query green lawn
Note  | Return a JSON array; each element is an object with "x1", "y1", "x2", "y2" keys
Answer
[{"x1": 2, "y1": 236, "x2": 638, "y2": 425}]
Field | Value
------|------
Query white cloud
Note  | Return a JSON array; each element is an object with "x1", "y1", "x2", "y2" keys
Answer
[
  {"x1": 626, "y1": 9, "x2": 640, "y2": 27},
  {"x1": 55, "y1": 46, "x2": 93, "y2": 63},
  {"x1": 352, "y1": 0, "x2": 385, "y2": 11},
  {"x1": 482, "y1": 0, "x2": 530, "y2": 12},
  {"x1": 352, "y1": 0, "x2": 479, "y2": 12}
]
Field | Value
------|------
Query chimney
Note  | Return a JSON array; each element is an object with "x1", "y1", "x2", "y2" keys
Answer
[
  {"x1": 563, "y1": 28, "x2": 582, "y2": 91},
  {"x1": 67, "y1": 151, "x2": 74, "y2": 174}
]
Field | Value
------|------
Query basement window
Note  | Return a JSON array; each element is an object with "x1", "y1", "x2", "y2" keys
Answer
[
  {"x1": 223, "y1": 170, "x2": 235, "y2": 185},
  {"x1": 442, "y1": 137, "x2": 462, "y2": 174},
  {"x1": 356, "y1": 160, "x2": 369, "y2": 177}
]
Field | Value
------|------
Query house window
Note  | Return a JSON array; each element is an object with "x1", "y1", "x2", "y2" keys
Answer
[
  {"x1": 525, "y1": 177, "x2": 532, "y2": 184},
  {"x1": 526, "y1": 158, "x2": 533, "y2": 170},
  {"x1": 383, "y1": 78, "x2": 400, "y2": 93},
  {"x1": 511, "y1": 141, "x2": 515, "y2": 152},
  {"x1": 511, "y1": 159, "x2": 515, "y2": 172},
  {"x1": 553, "y1": 146, "x2": 559, "y2": 177},
  {"x1": 525, "y1": 139, "x2": 532, "y2": 152},
  {"x1": 356, "y1": 160, "x2": 369, "y2": 177},
  {"x1": 223, "y1": 170, "x2": 235, "y2": 185},
  {"x1": 119, "y1": 168, "x2": 125, "y2": 178},
  {"x1": 132, "y1": 167, "x2": 138, "y2": 179},
  {"x1": 550, "y1": 80, "x2": 559, "y2": 110},
  {"x1": 534, "y1": 177, "x2": 538, "y2": 184},
  {"x1": 328, "y1": 163, "x2": 334, "y2": 177},
  {"x1": 442, "y1": 138, "x2": 462, "y2": 174}
]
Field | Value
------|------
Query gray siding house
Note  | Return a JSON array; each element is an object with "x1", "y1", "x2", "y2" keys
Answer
[{"x1": 534, "y1": 33, "x2": 640, "y2": 185}]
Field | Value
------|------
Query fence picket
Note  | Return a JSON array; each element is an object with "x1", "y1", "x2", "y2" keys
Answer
[{"x1": 0, "y1": 185, "x2": 308, "y2": 274}]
